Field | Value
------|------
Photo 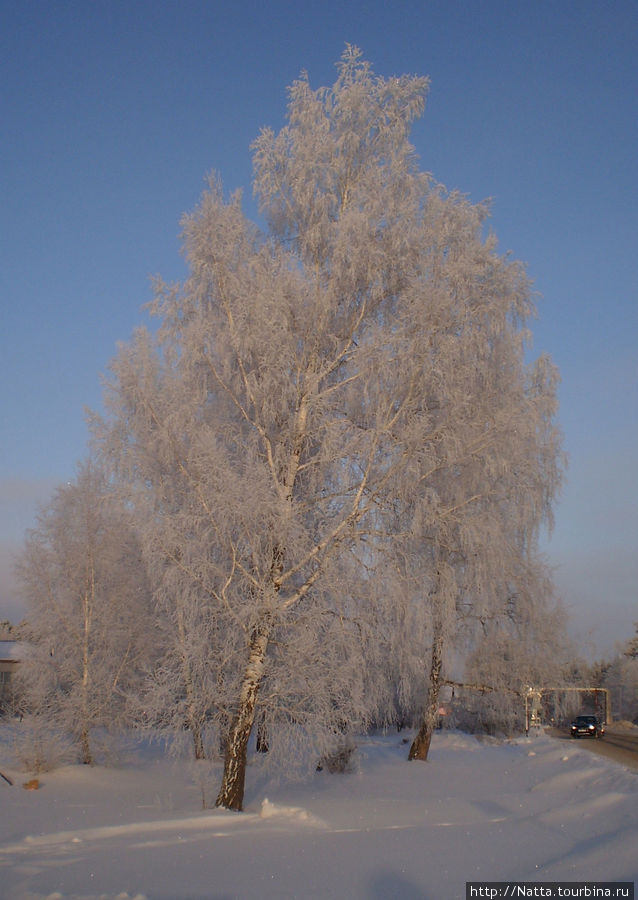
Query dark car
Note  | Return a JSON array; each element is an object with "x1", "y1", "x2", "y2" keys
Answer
[{"x1": 570, "y1": 714, "x2": 605, "y2": 738}]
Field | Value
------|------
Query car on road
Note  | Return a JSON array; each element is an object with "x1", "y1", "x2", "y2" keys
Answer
[{"x1": 570, "y1": 714, "x2": 605, "y2": 738}]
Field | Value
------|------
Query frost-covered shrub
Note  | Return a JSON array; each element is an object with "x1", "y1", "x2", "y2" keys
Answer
[
  {"x1": 10, "y1": 715, "x2": 74, "y2": 774},
  {"x1": 317, "y1": 738, "x2": 357, "y2": 774}
]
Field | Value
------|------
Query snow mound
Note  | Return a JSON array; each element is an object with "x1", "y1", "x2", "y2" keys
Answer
[
  {"x1": 531, "y1": 764, "x2": 604, "y2": 793},
  {"x1": 540, "y1": 790, "x2": 627, "y2": 823},
  {"x1": 260, "y1": 797, "x2": 325, "y2": 827}
]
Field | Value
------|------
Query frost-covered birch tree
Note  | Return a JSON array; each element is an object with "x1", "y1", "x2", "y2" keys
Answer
[
  {"x1": 97, "y1": 47, "x2": 562, "y2": 808},
  {"x1": 15, "y1": 461, "x2": 152, "y2": 765},
  {"x1": 403, "y1": 304, "x2": 563, "y2": 759}
]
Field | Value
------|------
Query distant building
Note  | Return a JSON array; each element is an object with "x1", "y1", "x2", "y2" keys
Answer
[{"x1": 0, "y1": 641, "x2": 22, "y2": 705}]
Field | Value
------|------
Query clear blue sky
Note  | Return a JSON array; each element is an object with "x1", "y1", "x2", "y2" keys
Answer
[{"x1": 1, "y1": 0, "x2": 636, "y2": 656}]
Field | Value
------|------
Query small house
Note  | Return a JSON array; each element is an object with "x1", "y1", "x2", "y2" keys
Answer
[{"x1": 0, "y1": 641, "x2": 21, "y2": 704}]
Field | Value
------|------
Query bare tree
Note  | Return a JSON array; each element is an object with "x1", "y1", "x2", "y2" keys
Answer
[
  {"x1": 96, "y1": 47, "x2": 562, "y2": 808},
  {"x1": 15, "y1": 461, "x2": 152, "y2": 765}
]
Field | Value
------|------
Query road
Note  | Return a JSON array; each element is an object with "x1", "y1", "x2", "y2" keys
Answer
[{"x1": 549, "y1": 725, "x2": 638, "y2": 770}]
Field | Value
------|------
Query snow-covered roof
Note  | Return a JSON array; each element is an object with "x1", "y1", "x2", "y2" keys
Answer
[{"x1": 0, "y1": 641, "x2": 22, "y2": 662}]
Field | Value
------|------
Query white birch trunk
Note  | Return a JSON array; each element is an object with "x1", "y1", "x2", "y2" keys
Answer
[
  {"x1": 409, "y1": 611, "x2": 444, "y2": 762},
  {"x1": 215, "y1": 621, "x2": 270, "y2": 810},
  {"x1": 80, "y1": 549, "x2": 95, "y2": 765}
]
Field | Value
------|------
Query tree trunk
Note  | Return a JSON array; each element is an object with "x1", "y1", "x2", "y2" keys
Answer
[
  {"x1": 80, "y1": 725, "x2": 94, "y2": 766},
  {"x1": 215, "y1": 623, "x2": 269, "y2": 811},
  {"x1": 80, "y1": 568, "x2": 94, "y2": 765},
  {"x1": 176, "y1": 605, "x2": 206, "y2": 760},
  {"x1": 184, "y1": 670, "x2": 205, "y2": 760},
  {"x1": 255, "y1": 714, "x2": 269, "y2": 753},
  {"x1": 409, "y1": 624, "x2": 444, "y2": 762},
  {"x1": 190, "y1": 720, "x2": 205, "y2": 760}
]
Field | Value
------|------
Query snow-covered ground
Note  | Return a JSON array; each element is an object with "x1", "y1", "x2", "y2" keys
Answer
[{"x1": 1, "y1": 729, "x2": 636, "y2": 899}]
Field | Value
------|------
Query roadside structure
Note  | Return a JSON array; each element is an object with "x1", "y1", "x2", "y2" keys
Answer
[{"x1": 0, "y1": 640, "x2": 21, "y2": 708}]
